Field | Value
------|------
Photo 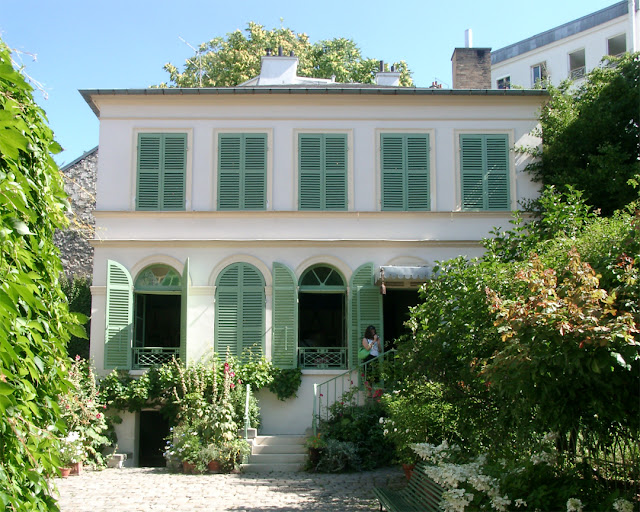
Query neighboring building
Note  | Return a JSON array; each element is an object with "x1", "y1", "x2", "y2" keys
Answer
[
  {"x1": 81, "y1": 50, "x2": 545, "y2": 465},
  {"x1": 491, "y1": 0, "x2": 639, "y2": 88},
  {"x1": 55, "y1": 146, "x2": 98, "y2": 278}
]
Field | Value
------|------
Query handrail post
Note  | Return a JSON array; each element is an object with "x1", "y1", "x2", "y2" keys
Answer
[
  {"x1": 312, "y1": 383, "x2": 318, "y2": 436},
  {"x1": 244, "y1": 383, "x2": 251, "y2": 439}
]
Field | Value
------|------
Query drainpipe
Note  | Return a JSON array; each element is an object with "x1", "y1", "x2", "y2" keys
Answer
[{"x1": 630, "y1": 0, "x2": 638, "y2": 52}]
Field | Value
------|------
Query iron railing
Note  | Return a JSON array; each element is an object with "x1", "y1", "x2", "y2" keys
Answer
[
  {"x1": 299, "y1": 347, "x2": 348, "y2": 369},
  {"x1": 132, "y1": 347, "x2": 180, "y2": 369},
  {"x1": 312, "y1": 349, "x2": 397, "y2": 435}
]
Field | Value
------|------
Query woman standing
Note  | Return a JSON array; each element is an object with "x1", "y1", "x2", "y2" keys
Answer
[{"x1": 362, "y1": 325, "x2": 381, "y2": 362}]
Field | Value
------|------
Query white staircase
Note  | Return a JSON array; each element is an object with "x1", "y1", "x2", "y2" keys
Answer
[{"x1": 242, "y1": 435, "x2": 307, "y2": 473}]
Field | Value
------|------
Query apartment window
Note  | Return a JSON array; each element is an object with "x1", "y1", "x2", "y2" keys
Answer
[
  {"x1": 218, "y1": 133, "x2": 267, "y2": 210},
  {"x1": 531, "y1": 62, "x2": 547, "y2": 87},
  {"x1": 298, "y1": 133, "x2": 347, "y2": 210},
  {"x1": 380, "y1": 133, "x2": 430, "y2": 211},
  {"x1": 136, "y1": 133, "x2": 187, "y2": 211},
  {"x1": 460, "y1": 134, "x2": 510, "y2": 211},
  {"x1": 569, "y1": 49, "x2": 586, "y2": 80},
  {"x1": 607, "y1": 34, "x2": 626, "y2": 57},
  {"x1": 496, "y1": 76, "x2": 510, "y2": 89}
]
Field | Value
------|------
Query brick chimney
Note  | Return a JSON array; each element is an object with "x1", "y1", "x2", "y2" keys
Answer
[{"x1": 451, "y1": 47, "x2": 491, "y2": 89}]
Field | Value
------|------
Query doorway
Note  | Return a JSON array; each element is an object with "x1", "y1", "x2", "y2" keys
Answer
[
  {"x1": 383, "y1": 289, "x2": 420, "y2": 349},
  {"x1": 138, "y1": 411, "x2": 169, "y2": 467}
]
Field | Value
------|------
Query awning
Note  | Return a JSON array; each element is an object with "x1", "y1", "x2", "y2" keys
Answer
[{"x1": 378, "y1": 265, "x2": 430, "y2": 282}]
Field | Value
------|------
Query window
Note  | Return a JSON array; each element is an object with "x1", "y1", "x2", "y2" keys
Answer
[
  {"x1": 460, "y1": 134, "x2": 510, "y2": 211},
  {"x1": 569, "y1": 49, "x2": 586, "y2": 80},
  {"x1": 380, "y1": 134, "x2": 430, "y2": 211},
  {"x1": 298, "y1": 133, "x2": 347, "y2": 210},
  {"x1": 496, "y1": 76, "x2": 510, "y2": 89},
  {"x1": 215, "y1": 263, "x2": 265, "y2": 360},
  {"x1": 218, "y1": 133, "x2": 267, "y2": 210},
  {"x1": 531, "y1": 62, "x2": 547, "y2": 87},
  {"x1": 136, "y1": 133, "x2": 187, "y2": 210},
  {"x1": 607, "y1": 34, "x2": 626, "y2": 57},
  {"x1": 104, "y1": 260, "x2": 190, "y2": 370}
]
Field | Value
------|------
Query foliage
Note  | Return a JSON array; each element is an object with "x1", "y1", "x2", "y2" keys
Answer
[
  {"x1": 304, "y1": 432, "x2": 326, "y2": 450},
  {"x1": 60, "y1": 276, "x2": 92, "y2": 359},
  {"x1": 158, "y1": 22, "x2": 413, "y2": 88},
  {"x1": 315, "y1": 439, "x2": 361, "y2": 473},
  {"x1": 379, "y1": 379, "x2": 455, "y2": 464},
  {"x1": 267, "y1": 367, "x2": 302, "y2": 401},
  {"x1": 58, "y1": 357, "x2": 109, "y2": 467},
  {"x1": 0, "y1": 40, "x2": 87, "y2": 510},
  {"x1": 317, "y1": 388, "x2": 393, "y2": 470},
  {"x1": 526, "y1": 53, "x2": 640, "y2": 215},
  {"x1": 57, "y1": 432, "x2": 85, "y2": 467}
]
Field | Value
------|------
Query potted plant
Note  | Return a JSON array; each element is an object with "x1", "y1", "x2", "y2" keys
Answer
[
  {"x1": 305, "y1": 433, "x2": 327, "y2": 468},
  {"x1": 202, "y1": 443, "x2": 223, "y2": 473},
  {"x1": 59, "y1": 431, "x2": 85, "y2": 477}
]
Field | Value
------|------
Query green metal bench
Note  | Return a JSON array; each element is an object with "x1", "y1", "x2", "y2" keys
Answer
[{"x1": 374, "y1": 462, "x2": 444, "y2": 512}]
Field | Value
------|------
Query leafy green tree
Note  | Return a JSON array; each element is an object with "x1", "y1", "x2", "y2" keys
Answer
[
  {"x1": 1, "y1": 41, "x2": 86, "y2": 510},
  {"x1": 527, "y1": 53, "x2": 640, "y2": 215},
  {"x1": 159, "y1": 22, "x2": 412, "y2": 87}
]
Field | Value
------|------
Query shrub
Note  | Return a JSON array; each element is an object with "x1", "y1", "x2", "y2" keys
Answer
[{"x1": 315, "y1": 439, "x2": 361, "y2": 473}]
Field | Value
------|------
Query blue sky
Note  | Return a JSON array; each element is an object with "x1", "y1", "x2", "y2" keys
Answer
[{"x1": 2, "y1": 0, "x2": 616, "y2": 166}]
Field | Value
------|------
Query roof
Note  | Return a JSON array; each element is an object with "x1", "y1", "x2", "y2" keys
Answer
[
  {"x1": 492, "y1": 1, "x2": 630, "y2": 64},
  {"x1": 79, "y1": 86, "x2": 547, "y2": 117},
  {"x1": 60, "y1": 146, "x2": 99, "y2": 171}
]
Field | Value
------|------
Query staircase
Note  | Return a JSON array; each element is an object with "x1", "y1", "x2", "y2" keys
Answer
[{"x1": 242, "y1": 434, "x2": 307, "y2": 473}]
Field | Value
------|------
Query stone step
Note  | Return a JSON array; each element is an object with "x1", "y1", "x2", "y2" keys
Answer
[
  {"x1": 243, "y1": 434, "x2": 309, "y2": 473},
  {"x1": 249, "y1": 453, "x2": 306, "y2": 465},
  {"x1": 241, "y1": 462, "x2": 305, "y2": 473},
  {"x1": 251, "y1": 444, "x2": 306, "y2": 454},
  {"x1": 253, "y1": 435, "x2": 307, "y2": 446}
]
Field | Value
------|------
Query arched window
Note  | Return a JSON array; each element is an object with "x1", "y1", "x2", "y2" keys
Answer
[
  {"x1": 298, "y1": 265, "x2": 347, "y2": 368},
  {"x1": 215, "y1": 262, "x2": 265, "y2": 360},
  {"x1": 133, "y1": 265, "x2": 182, "y2": 368}
]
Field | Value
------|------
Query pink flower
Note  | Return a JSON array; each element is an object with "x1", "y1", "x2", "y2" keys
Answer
[
  {"x1": 319, "y1": 393, "x2": 323, "y2": 397},
  {"x1": 230, "y1": 371, "x2": 235, "y2": 378},
  {"x1": 103, "y1": 405, "x2": 107, "y2": 409},
  {"x1": 230, "y1": 383, "x2": 235, "y2": 389},
  {"x1": 224, "y1": 362, "x2": 230, "y2": 373},
  {"x1": 75, "y1": 355, "x2": 81, "y2": 361},
  {"x1": 96, "y1": 413, "x2": 103, "y2": 419}
]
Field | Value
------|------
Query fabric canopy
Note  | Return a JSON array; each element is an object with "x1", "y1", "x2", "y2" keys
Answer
[{"x1": 378, "y1": 266, "x2": 430, "y2": 282}]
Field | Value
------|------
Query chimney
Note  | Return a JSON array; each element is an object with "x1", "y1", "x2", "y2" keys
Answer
[
  {"x1": 375, "y1": 60, "x2": 401, "y2": 87},
  {"x1": 257, "y1": 48, "x2": 299, "y2": 85},
  {"x1": 451, "y1": 47, "x2": 491, "y2": 89}
]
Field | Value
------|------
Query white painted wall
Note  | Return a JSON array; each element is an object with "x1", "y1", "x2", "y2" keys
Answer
[{"x1": 492, "y1": 8, "x2": 639, "y2": 88}]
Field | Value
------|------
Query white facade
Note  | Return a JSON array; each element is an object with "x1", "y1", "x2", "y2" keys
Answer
[
  {"x1": 83, "y1": 75, "x2": 544, "y2": 462},
  {"x1": 491, "y1": 0, "x2": 639, "y2": 88}
]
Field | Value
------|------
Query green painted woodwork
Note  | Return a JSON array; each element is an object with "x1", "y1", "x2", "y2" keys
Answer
[
  {"x1": 105, "y1": 260, "x2": 133, "y2": 369},
  {"x1": 272, "y1": 263, "x2": 298, "y2": 369},
  {"x1": 460, "y1": 134, "x2": 510, "y2": 211},
  {"x1": 299, "y1": 133, "x2": 347, "y2": 210},
  {"x1": 215, "y1": 263, "x2": 265, "y2": 360},
  {"x1": 381, "y1": 134, "x2": 430, "y2": 210},
  {"x1": 136, "y1": 133, "x2": 187, "y2": 211},
  {"x1": 348, "y1": 262, "x2": 383, "y2": 368},
  {"x1": 180, "y1": 258, "x2": 190, "y2": 362},
  {"x1": 218, "y1": 133, "x2": 267, "y2": 210}
]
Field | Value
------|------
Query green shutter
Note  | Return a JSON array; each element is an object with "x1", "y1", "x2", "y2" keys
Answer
[
  {"x1": 105, "y1": 260, "x2": 133, "y2": 370},
  {"x1": 299, "y1": 134, "x2": 347, "y2": 210},
  {"x1": 460, "y1": 134, "x2": 510, "y2": 211},
  {"x1": 381, "y1": 134, "x2": 429, "y2": 211},
  {"x1": 218, "y1": 133, "x2": 267, "y2": 210},
  {"x1": 272, "y1": 263, "x2": 298, "y2": 369},
  {"x1": 349, "y1": 263, "x2": 383, "y2": 368},
  {"x1": 215, "y1": 263, "x2": 265, "y2": 360},
  {"x1": 180, "y1": 258, "x2": 190, "y2": 364},
  {"x1": 136, "y1": 133, "x2": 186, "y2": 211}
]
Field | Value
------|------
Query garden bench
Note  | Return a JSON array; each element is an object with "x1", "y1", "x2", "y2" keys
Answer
[{"x1": 374, "y1": 462, "x2": 444, "y2": 512}]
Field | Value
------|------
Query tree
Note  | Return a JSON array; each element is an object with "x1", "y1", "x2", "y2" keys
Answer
[
  {"x1": 159, "y1": 22, "x2": 413, "y2": 87},
  {"x1": 528, "y1": 53, "x2": 640, "y2": 215},
  {"x1": 0, "y1": 41, "x2": 86, "y2": 510}
]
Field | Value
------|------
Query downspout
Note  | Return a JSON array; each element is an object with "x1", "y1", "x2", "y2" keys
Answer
[{"x1": 631, "y1": 0, "x2": 638, "y2": 52}]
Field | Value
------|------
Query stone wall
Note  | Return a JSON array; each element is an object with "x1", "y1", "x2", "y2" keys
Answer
[{"x1": 54, "y1": 148, "x2": 97, "y2": 278}]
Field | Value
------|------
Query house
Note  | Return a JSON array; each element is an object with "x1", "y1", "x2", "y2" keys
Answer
[
  {"x1": 491, "y1": 0, "x2": 639, "y2": 88},
  {"x1": 81, "y1": 49, "x2": 545, "y2": 466}
]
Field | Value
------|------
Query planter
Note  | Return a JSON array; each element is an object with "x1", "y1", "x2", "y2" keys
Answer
[
  {"x1": 182, "y1": 461, "x2": 197, "y2": 474},
  {"x1": 308, "y1": 447, "x2": 323, "y2": 467},
  {"x1": 59, "y1": 467, "x2": 72, "y2": 478},
  {"x1": 69, "y1": 461, "x2": 83, "y2": 476},
  {"x1": 207, "y1": 460, "x2": 221, "y2": 473},
  {"x1": 402, "y1": 463, "x2": 416, "y2": 481}
]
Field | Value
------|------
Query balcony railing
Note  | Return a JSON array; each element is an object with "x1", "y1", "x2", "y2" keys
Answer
[
  {"x1": 299, "y1": 347, "x2": 347, "y2": 369},
  {"x1": 570, "y1": 66, "x2": 586, "y2": 80},
  {"x1": 133, "y1": 347, "x2": 180, "y2": 369}
]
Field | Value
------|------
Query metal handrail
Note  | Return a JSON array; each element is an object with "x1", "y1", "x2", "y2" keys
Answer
[
  {"x1": 312, "y1": 349, "x2": 397, "y2": 435},
  {"x1": 244, "y1": 383, "x2": 251, "y2": 439}
]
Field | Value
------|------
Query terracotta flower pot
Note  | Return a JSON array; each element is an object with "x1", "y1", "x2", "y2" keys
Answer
[
  {"x1": 59, "y1": 467, "x2": 72, "y2": 478},
  {"x1": 182, "y1": 461, "x2": 197, "y2": 474},
  {"x1": 402, "y1": 463, "x2": 416, "y2": 481},
  {"x1": 70, "y1": 461, "x2": 83, "y2": 475},
  {"x1": 207, "y1": 460, "x2": 221, "y2": 473}
]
